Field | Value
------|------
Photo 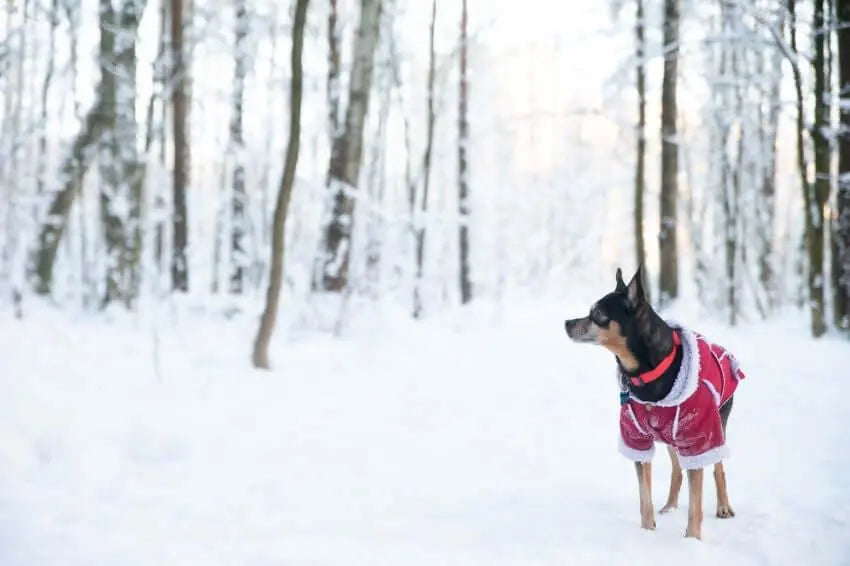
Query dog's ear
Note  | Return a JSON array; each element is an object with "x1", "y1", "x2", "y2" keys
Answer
[
  {"x1": 626, "y1": 266, "x2": 645, "y2": 306},
  {"x1": 615, "y1": 268, "x2": 626, "y2": 293}
]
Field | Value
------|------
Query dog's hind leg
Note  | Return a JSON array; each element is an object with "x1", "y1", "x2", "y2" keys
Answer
[
  {"x1": 635, "y1": 462, "x2": 656, "y2": 530},
  {"x1": 660, "y1": 444, "x2": 683, "y2": 514},
  {"x1": 715, "y1": 396, "x2": 735, "y2": 518},
  {"x1": 713, "y1": 462, "x2": 734, "y2": 518},
  {"x1": 685, "y1": 468, "x2": 704, "y2": 539}
]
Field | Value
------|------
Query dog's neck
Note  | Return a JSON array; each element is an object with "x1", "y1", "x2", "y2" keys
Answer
[{"x1": 619, "y1": 310, "x2": 680, "y2": 403}]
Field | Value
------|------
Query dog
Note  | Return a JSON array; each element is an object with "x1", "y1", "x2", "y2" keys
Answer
[{"x1": 563, "y1": 266, "x2": 744, "y2": 540}]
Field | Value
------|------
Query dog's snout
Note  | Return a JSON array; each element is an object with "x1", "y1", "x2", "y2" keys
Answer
[{"x1": 564, "y1": 316, "x2": 597, "y2": 343}]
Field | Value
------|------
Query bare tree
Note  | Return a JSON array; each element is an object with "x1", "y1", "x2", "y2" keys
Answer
[
  {"x1": 634, "y1": 0, "x2": 648, "y2": 295},
  {"x1": 458, "y1": 0, "x2": 472, "y2": 305},
  {"x1": 99, "y1": 0, "x2": 145, "y2": 306},
  {"x1": 32, "y1": 0, "x2": 147, "y2": 296},
  {"x1": 229, "y1": 0, "x2": 249, "y2": 294},
  {"x1": 315, "y1": 0, "x2": 383, "y2": 292},
  {"x1": 171, "y1": 0, "x2": 190, "y2": 292},
  {"x1": 811, "y1": 0, "x2": 830, "y2": 336},
  {"x1": 37, "y1": 0, "x2": 59, "y2": 197},
  {"x1": 327, "y1": 0, "x2": 341, "y2": 140},
  {"x1": 658, "y1": 0, "x2": 680, "y2": 307},
  {"x1": 253, "y1": 0, "x2": 310, "y2": 369},
  {"x1": 835, "y1": 0, "x2": 850, "y2": 331},
  {"x1": 759, "y1": 4, "x2": 785, "y2": 312},
  {"x1": 413, "y1": 0, "x2": 437, "y2": 318}
]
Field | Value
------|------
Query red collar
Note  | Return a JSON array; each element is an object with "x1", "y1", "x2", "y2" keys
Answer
[{"x1": 628, "y1": 331, "x2": 680, "y2": 386}]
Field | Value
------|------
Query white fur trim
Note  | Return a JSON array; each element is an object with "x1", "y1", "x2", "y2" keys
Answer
[
  {"x1": 731, "y1": 357, "x2": 743, "y2": 380},
  {"x1": 625, "y1": 322, "x2": 701, "y2": 407},
  {"x1": 625, "y1": 405, "x2": 648, "y2": 436},
  {"x1": 702, "y1": 378, "x2": 721, "y2": 406},
  {"x1": 676, "y1": 445, "x2": 728, "y2": 470},
  {"x1": 671, "y1": 405, "x2": 681, "y2": 441},
  {"x1": 619, "y1": 437, "x2": 655, "y2": 462}
]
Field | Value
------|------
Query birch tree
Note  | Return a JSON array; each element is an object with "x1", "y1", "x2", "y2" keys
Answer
[
  {"x1": 32, "y1": 0, "x2": 147, "y2": 297},
  {"x1": 413, "y1": 0, "x2": 437, "y2": 318},
  {"x1": 99, "y1": 0, "x2": 145, "y2": 306},
  {"x1": 315, "y1": 0, "x2": 383, "y2": 293},
  {"x1": 229, "y1": 0, "x2": 249, "y2": 294},
  {"x1": 458, "y1": 0, "x2": 472, "y2": 304}
]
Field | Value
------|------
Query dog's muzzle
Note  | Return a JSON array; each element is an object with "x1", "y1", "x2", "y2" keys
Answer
[{"x1": 564, "y1": 317, "x2": 598, "y2": 342}]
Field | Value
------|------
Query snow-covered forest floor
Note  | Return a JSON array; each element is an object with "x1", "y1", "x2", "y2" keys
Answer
[{"x1": 1, "y1": 296, "x2": 848, "y2": 566}]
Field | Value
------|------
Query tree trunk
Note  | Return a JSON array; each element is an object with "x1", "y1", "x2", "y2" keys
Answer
[
  {"x1": 788, "y1": 0, "x2": 814, "y2": 311},
  {"x1": 760, "y1": 8, "x2": 784, "y2": 313},
  {"x1": 316, "y1": 0, "x2": 383, "y2": 292},
  {"x1": 835, "y1": 0, "x2": 850, "y2": 331},
  {"x1": 171, "y1": 0, "x2": 190, "y2": 292},
  {"x1": 1, "y1": 0, "x2": 26, "y2": 304},
  {"x1": 252, "y1": 0, "x2": 310, "y2": 369},
  {"x1": 98, "y1": 0, "x2": 144, "y2": 307},
  {"x1": 327, "y1": 0, "x2": 341, "y2": 137},
  {"x1": 458, "y1": 0, "x2": 472, "y2": 305},
  {"x1": 634, "y1": 0, "x2": 648, "y2": 298},
  {"x1": 229, "y1": 0, "x2": 248, "y2": 294},
  {"x1": 365, "y1": 86, "x2": 389, "y2": 296},
  {"x1": 31, "y1": 0, "x2": 145, "y2": 295},
  {"x1": 811, "y1": 0, "x2": 830, "y2": 337},
  {"x1": 413, "y1": 0, "x2": 437, "y2": 318},
  {"x1": 658, "y1": 0, "x2": 680, "y2": 307},
  {"x1": 37, "y1": 0, "x2": 59, "y2": 197}
]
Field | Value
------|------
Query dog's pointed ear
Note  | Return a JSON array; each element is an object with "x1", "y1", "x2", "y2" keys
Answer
[
  {"x1": 626, "y1": 266, "x2": 645, "y2": 306},
  {"x1": 615, "y1": 268, "x2": 626, "y2": 293}
]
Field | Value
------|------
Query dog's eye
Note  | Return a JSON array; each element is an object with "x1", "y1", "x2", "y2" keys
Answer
[{"x1": 590, "y1": 309, "x2": 609, "y2": 326}]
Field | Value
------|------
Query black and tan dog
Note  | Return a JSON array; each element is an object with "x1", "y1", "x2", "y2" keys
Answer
[{"x1": 564, "y1": 267, "x2": 744, "y2": 540}]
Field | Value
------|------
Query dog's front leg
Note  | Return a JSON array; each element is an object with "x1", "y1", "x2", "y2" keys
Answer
[
  {"x1": 634, "y1": 462, "x2": 655, "y2": 530},
  {"x1": 685, "y1": 468, "x2": 703, "y2": 539},
  {"x1": 660, "y1": 445, "x2": 682, "y2": 513}
]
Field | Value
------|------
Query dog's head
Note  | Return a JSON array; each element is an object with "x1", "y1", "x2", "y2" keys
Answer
[{"x1": 563, "y1": 267, "x2": 648, "y2": 354}]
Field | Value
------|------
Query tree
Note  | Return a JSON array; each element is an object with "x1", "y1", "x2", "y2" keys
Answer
[
  {"x1": 835, "y1": 0, "x2": 850, "y2": 331},
  {"x1": 32, "y1": 0, "x2": 147, "y2": 296},
  {"x1": 171, "y1": 0, "x2": 190, "y2": 292},
  {"x1": 315, "y1": 0, "x2": 383, "y2": 292},
  {"x1": 252, "y1": 0, "x2": 310, "y2": 369},
  {"x1": 658, "y1": 0, "x2": 680, "y2": 307},
  {"x1": 811, "y1": 0, "x2": 830, "y2": 337},
  {"x1": 327, "y1": 0, "x2": 341, "y2": 143},
  {"x1": 229, "y1": 0, "x2": 249, "y2": 294},
  {"x1": 759, "y1": 4, "x2": 785, "y2": 313},
  {"x1": 634, "y1": 0, "x2": 648, "y2": 296},
  {"x1": 99, "y1": 0, "x2": 145, "y2": 306},
  {"x1": 413, "y1": 0, "x2": 437, "y2": 318},
  {"x1": 458, "y1": 0, "x2": 472, "y2": 304}
]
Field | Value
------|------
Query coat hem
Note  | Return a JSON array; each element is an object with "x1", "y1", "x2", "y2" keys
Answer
[
  {"x1": 677, "y1": 444, "x2": 728, "y2": 470},
  {"x1": 618, "y1": 437, "x2": 655, "y2": 462}
]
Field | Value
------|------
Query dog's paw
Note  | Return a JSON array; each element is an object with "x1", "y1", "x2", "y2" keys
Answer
[
  {"x1": 716, "y1": 504, "x2": 735, "y2": 519},
  {"x1": 659, "y1": 502, "x2": 678, "y2": 514},
  {"x1": 640, "y1": 518, "x2": 656, "y2": 530}
]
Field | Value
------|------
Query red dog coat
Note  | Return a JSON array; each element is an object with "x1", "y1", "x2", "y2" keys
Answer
[{"x1": 618, "y1": 324, "x2": 745, "y2": 470}]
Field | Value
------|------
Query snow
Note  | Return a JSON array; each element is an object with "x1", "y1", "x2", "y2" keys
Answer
[{"x1": 1, "y1": 299, "x2": 849, "y2": 566}]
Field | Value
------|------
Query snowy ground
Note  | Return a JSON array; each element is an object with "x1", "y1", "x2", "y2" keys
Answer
[{"x1": 1, "y1": 297, "x2": 849, "y2": 566}]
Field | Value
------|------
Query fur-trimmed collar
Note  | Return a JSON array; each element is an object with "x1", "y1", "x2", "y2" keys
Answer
[{"x1": 619, "y1": 322, "x2": 701, "y2": 407}]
